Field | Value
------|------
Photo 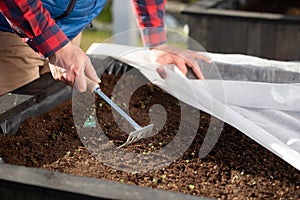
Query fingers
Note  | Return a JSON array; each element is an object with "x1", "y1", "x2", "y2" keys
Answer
[
  {"x1": 76, "y1": 58, "x2": 101, "y2": 93},
  {"x1": 187, "y1": 50, "x2": 212, "y2": 64},
  {"x1": 84, "y1": 58, "x2": 101, "y2": 84},
  {"x1": 184, "y1": 56, "x2": 205, "y2": 80},
  {"x1": 156, "y1": 66, "x2": 166, "y2": 79},
  {"x1": 196, "y1": 53, "x2": 212, "y2": 64},
  {"x1": 156, "y1": 57, "x2": 204, "y2": 80},
  {"x1": 183, "y1": 51, "x2": 210, "y2": 79},
  {"x1": 190, "y1": 63, "x2": 205, "y2": 80},
  {"x1": 150, "y1": 45, "x2": 209, "y2": 80},
  {"x1": 173, "y1": 56, "x2": 188, "y2": 76},
  {"x1": 74, "y1": 65, "x2": 86, "y2": 92},
  {"x1": 171, "y1": 51, "x2": 205, "y2": 80},
  {"x1": 74, "y1": 58, "x2": 100, "y2": 93},
  {"x1": 48, "y1": 42, "x2": 101, "y2": 93}
]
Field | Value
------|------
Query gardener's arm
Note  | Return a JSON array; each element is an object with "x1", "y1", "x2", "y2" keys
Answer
[
  {"x1": 0, "y1": 0, "x2": 100, "y2": 92},
  {"x1": 132, "y1": 0, "x2": 210, "y2": 79}
]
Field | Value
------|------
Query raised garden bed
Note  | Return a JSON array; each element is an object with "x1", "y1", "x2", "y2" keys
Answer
[
  {"x1": 0, "y1": 56, "x2": 209, "y2": 200},
  {"x1": 0, "y1": 56, "x2": 299, "y2": 200},
  {"x1": 182, "y1": 0, "x2": 300, "y2": 61}
]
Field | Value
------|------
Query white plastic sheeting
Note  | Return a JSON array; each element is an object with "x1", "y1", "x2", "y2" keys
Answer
[{"x1": 87, "y1": 43, "x2": 300, "y2": 171}]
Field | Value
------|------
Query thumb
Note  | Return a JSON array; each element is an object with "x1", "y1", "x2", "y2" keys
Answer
[
  {"x1": 74, "y1": 66, "x2": 87, "y2": 92},
  {"x1": 156, "y1": 65, "x2": 167, "y2": 79},
  {"x1": 84, "y1": 58, "x2": 101, "y2": 83}
]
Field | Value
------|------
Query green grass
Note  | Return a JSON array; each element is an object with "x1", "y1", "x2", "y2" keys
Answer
[
  {"x1": 80, "y1": 29, "x2": 112, "y2": 52},
  {"x1": 96, "y1": 0, "x2": 112, "y2": 23}
]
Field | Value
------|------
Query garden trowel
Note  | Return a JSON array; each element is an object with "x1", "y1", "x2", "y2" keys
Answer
[{"x1": 85, "y1": 77, "x2": 154, "y2": 148}]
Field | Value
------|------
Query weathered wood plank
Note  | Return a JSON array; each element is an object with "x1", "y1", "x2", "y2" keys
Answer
[
  {"x1": 274, "y1": 24, "x2": 300, "y2": 61},
  {"x1": 246, "y1": 21, "x2": 262, "y2": 56},
  {"x1": 259, "y1": 21, "x2": 276, "y2": 59},
  {"x1": 183, "y1": 2, "x2": 300, "y2": 61},
  {"x1": 0, "y1": 163, "x2": 210, "y2": 200}
]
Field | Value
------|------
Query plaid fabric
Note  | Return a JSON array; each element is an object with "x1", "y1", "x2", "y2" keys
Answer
[
  {"x1": 0, "y1": 0, "x2": 69, "y2": 57},
  {"x1": 133, "y1": 0, "x2": 167, "y2": 47},
  {"x1": 0, "y1": 0, "x2": 167, "y2": 56}
]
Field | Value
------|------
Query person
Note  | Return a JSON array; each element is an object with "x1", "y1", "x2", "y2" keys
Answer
[{"x1": 0, "y1": 0, "x2": 210, "y2": 96}]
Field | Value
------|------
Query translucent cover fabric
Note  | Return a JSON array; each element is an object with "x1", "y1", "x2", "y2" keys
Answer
[{"x1": 87, "y1": 43, "x2": 300, "y2": 171}]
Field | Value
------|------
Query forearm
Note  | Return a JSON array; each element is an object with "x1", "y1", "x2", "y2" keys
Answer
[
  {"x1": 132, "y1": 0, "x2": 167, "y2": 47},
  {"x1": 0, "y1": 0, "x2": 69, "y2": 57}
]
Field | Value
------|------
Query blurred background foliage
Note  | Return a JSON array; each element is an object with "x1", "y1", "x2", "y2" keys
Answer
[
  {"x1": 95, "y1": 0, "x2": 113, "y2": 23},
  {"x1": 81, "y1": 0, "x2": 197, "y2": 51},
  {"x1": 95, "y1": 0, "x2": 197, "y2": 24}
]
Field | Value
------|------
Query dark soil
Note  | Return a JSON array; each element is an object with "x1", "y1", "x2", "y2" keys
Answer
[{"x1": 0, "y1": 72, "x2": 299, "y2": 200}]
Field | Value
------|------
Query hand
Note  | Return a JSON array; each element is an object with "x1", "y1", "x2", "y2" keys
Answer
[
  {"x1": 149, "y1": 44, "x2": 211, "y2": 79},
  {"x1": 48, "y1": 42, "x2": 100, "y2": 92}
]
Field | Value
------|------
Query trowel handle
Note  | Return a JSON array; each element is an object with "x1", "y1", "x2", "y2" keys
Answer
[
  {"x1": 85, "y1": 76, "x2": 100, "y2": 92},
  {"x1": 94, "y1": 88, "x2": 142, "y2": 130}
]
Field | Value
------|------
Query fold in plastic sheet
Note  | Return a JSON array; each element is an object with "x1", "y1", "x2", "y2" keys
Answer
[{"x1": 87, "y1": 43, "x2": 300, "y2": 171}]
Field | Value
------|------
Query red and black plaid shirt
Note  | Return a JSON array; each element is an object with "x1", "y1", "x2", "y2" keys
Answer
[
  {"x1": 132, "y1": 0, "x2": 167, "y2": 47},
  {"x1": 0, "y1": 0, "x2": 167, "y2": 57},
  {"x1": 0, "y1": 0, "x2": 69, "y2": 57}
]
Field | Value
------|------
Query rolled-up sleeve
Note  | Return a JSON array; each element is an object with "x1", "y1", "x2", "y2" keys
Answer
[
  {"x1": 0, "y1": 0, "x2": 69, "y2": 57},
  {"x1": 132, "y1": 0, "x2": 167, "y2": 47}
]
